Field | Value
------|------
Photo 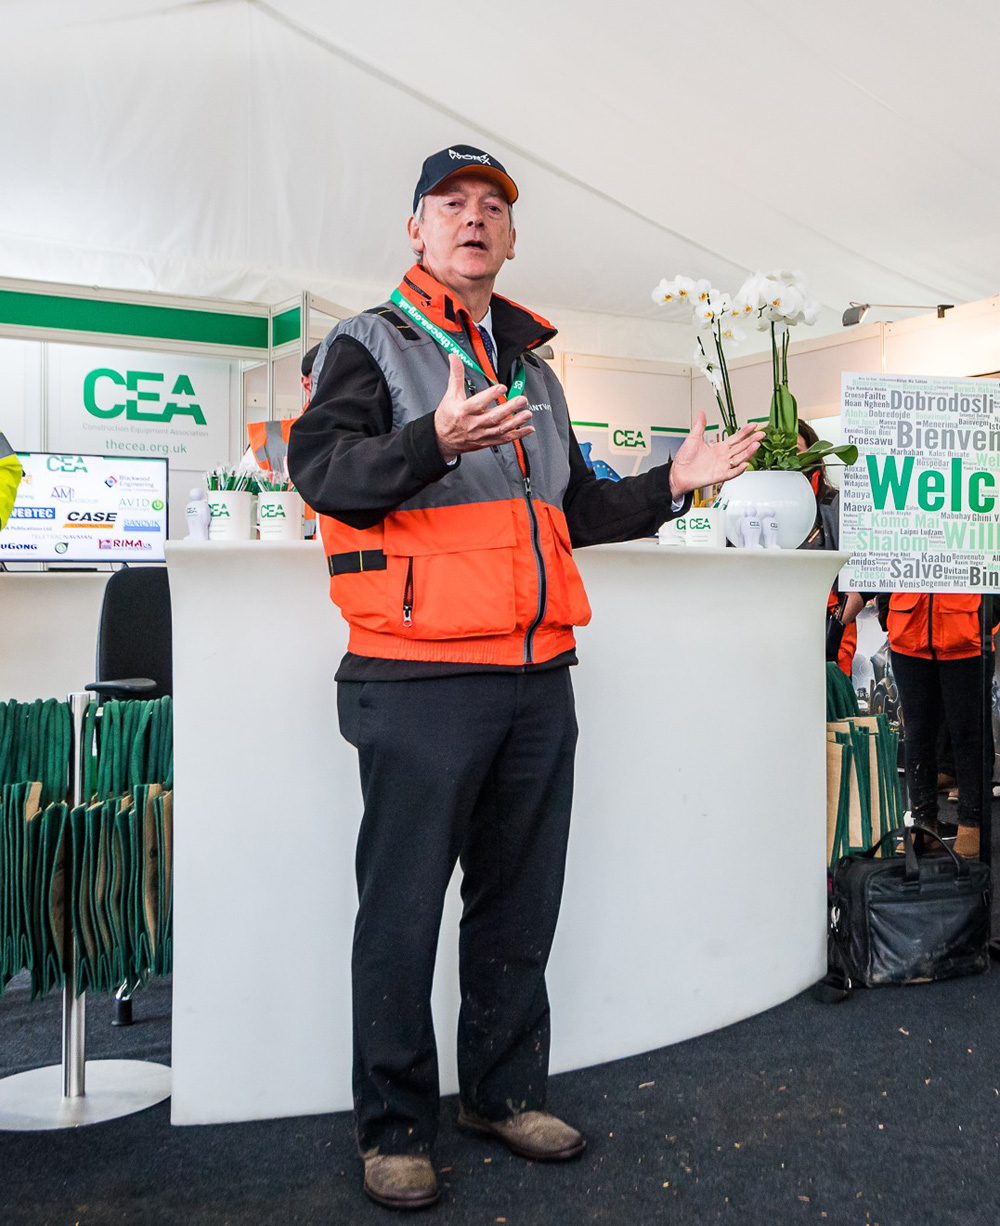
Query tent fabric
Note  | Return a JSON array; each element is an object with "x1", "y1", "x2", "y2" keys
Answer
[{"x1": 2, "y1": 0, "x2": 998, "y2": 361}]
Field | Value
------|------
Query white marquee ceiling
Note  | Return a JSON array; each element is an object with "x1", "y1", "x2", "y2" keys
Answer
[{"x1": 2, "y1": 0, "x2": 998, "y2": 360}]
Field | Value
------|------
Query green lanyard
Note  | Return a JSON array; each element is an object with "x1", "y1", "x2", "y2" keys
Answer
[{"x1": 389, "y1": 289, "x2": 527, "y2": 401}]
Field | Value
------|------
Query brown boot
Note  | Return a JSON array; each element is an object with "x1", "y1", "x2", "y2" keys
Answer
[
  {"x1": 457, "y1": 1106, "x2": 586, "y2": 1161},
  {"x1": 954, "y1": 825, "x2": 981, "y2": 859},
  {"x1": 362, "y1": 1154, "x2": 440, "y2": 1210}
]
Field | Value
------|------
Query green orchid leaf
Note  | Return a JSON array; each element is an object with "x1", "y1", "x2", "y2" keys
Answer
[
  {"x1": 788, "y1": 440, "x2": 859, "y2": 471},
  {"x1": 769, "y1": 384, "x2": 798, "y2": 436}
]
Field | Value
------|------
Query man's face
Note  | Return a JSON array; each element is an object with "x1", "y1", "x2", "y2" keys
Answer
[{"x1": 407, "y1": 173, "x2": 516, "y2": 302}]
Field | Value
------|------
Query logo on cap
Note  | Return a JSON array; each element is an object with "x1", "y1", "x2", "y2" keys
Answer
[{"x1": 449, "y1": 149, "x2": 492, "y2": 165}]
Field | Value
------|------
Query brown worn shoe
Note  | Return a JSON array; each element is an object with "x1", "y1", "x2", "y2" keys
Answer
[
  {"x1": 954, "y1": 824, "x2": 981, "y2": 859},
  {"x1": 362, "y1": 1154, "x2": 440, "y2": 1210},
  {"x1": 457, "y1": 1106, "x2": 586, "y2": 1161}
]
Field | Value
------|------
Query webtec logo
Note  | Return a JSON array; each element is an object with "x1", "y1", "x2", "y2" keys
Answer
[{"x1": 10, "y1": 506, "x2": 56, "y2": 520}]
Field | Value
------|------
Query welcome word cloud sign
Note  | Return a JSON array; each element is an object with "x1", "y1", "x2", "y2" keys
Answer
[{"x1": 840, "y1": 372, "x2": 1000, "y2": 593}]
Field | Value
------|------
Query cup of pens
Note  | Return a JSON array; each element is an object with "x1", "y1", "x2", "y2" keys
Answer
[
  {"x1": 206, "y1": 466, "x2": 257, "y2": 541},
  {"x1": 257, "y1": 487, "x2": 303, "y2": 540}
]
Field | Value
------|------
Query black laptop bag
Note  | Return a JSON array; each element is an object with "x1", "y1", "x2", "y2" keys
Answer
[{"x1": 828, "y1": 825, "x2": 991, "y2": 989}]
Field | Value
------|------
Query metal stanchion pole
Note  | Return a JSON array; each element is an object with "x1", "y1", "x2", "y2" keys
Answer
[{"x1": 61, "y1": 691, "x2": 90, "y2": 1099}]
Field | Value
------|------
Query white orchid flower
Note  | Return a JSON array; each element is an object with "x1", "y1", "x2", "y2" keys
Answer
[
  {"x1": 708, "y1": 290, "x2": 732, "y2": 316},
  {"x1": 651, "y1": 274, "x2": 699, "y2": 309},
  {"x1": 802, "y1": 300, "x2": 821, "y2": 326},
  {"x1": 693, "y1": 299, "x2": 716, "y2": 328},
  {"x1": 692, "y1": 343, "x2": 724, "y2": 391},
  {"x1": 734, "y1": 271, "x2": 769, "y2": 311},
  {"x1": 718, "y1": 321, "x2": 745, "y2": 343},
  {"x1": 651, "y1": 279, "x2": 673, "y2": 306},
  {"x1": 692, "y1": 279, "x2": 713, "y2": 302},
  {"x1": 773, "y1": 285, "x2": 806, "y2": 322}
]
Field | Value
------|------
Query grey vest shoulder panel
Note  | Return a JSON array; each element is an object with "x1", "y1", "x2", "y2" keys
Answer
[{"x1": 323, "y1": 305, "x2": 574, "y2": 513}]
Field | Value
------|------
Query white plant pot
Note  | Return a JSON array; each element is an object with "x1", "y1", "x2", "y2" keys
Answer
[{"x1": 715, "y1": 469, "x2": 817, "y2": 549}]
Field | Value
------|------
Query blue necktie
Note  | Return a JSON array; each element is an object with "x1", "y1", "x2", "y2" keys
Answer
[{"x1": 477, "y1": 325, "x2": 497, "y2": 374}]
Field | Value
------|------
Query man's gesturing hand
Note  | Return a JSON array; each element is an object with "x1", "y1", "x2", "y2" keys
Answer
[
  {"x1": 435, "y1": 354, "x2": 535, "y2": 463},
  {"x1": 669, "y1": 412, "x2": 765, "y2": 498}
]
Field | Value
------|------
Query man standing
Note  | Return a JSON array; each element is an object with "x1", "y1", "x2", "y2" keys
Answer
[{"x1": 288, "y1": 145, "x2": 761, "y2": 1211}]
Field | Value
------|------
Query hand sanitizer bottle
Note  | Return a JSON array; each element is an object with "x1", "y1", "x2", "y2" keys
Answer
[
  {"x1": 760, "y1": 506, "x2": 781, "y2": 549},
  {"x1": 185, "y1": 488, "x2": 211, "y2": 540},
  {"x1": 739, "y1": 505, "x2": 762, "y2": 549}
]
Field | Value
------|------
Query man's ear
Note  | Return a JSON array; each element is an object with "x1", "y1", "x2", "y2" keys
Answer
[
  {"x1": 506, "y1": 226, "x2": 516, "y2": 262},
  {"x1": 407, "y1": 215, "x2": 424, "y2": 257}
]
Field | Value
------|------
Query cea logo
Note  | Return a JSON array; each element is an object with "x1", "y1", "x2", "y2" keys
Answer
[
  {"x1": 260, "y1": 503, "x2": 287, "y2": 519},
  {"x1": 84, "y1": 369, "x2": 207, "y2": 426},
  {"x1": 47, "y1": 455, "x2": 88, "y2": 473},
  {"x1": 608, "y1": 425, "x2": 650, "y2": 455}
]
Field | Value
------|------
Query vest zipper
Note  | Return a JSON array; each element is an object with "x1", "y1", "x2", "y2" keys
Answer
[
  {"x1": 403, "y1": 557, "x2": 414, "y2": 627},
  {"x1": 520, "y1": 455, "x2": 547, "y2": 665},
  {"x1": 927, "y1": 593, "x2": 935, "y2": 659}
]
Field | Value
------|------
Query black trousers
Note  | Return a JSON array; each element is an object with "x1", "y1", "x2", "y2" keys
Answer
[
  {"x1": 890, "y1": 651, "x2": 993, "y2": 829},
  {"x1": 337, "y1": 668, "x2": 578, "y2": 1155}
]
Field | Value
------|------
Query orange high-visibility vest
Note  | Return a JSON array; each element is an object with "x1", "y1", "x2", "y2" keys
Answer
[{"x1": 246, "y1": 416, "x2": 316, "y2": 529}]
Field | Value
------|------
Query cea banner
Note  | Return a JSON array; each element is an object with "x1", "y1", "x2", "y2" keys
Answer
[
  {"x1": 46, "y1": 344, "x2": 232, "y2": 470},
  {"x1": 840, "y1": 372, "x2": 1000, "y2": 593}
]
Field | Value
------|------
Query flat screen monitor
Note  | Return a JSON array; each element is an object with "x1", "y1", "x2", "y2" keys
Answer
[{"x1": 0, "y1": 452, "x2": 169, "y2": 563}]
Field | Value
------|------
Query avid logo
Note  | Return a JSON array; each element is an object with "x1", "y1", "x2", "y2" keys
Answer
[
  {"x1": 84, "y1": 368, "x2": 207, "y2": 426},
  {"x1": 119, "y1": 496, "x2": 165, "y2": 511}
]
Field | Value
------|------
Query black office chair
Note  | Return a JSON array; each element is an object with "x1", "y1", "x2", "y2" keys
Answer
[
  {"x1": 85, "y1": 565, "x2": 173, "y2": 1023},
  {"x1": 88, "y1": 566, "x2": 172, "y2": 703}
]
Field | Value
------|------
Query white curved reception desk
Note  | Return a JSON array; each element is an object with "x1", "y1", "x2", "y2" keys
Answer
[{"x1": 166, "y1": 540, "x2": 847, "y2": 1125}]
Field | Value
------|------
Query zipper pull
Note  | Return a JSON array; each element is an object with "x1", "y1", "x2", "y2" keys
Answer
[
  {"x1": 523, "y1": 474, "x2": 532, "y2": 497},
  {"x1": 403, "y1": 557, "x2": 414, "y2": 626}
]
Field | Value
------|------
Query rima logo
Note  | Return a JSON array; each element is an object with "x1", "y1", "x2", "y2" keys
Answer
[{"x1": 83, "y1": 369, "x2": 207, "y2": 426}]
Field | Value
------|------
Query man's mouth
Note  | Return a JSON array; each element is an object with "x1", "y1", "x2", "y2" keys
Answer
[{"x1": 461, "y1": 240, "x2": 487, "y2": 250}]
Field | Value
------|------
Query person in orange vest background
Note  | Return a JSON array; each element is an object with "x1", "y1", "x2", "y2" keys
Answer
[
  {"x1": 245, "y1": 344, "x2": 319, "y2": 537},
  {"x1": 876, "y1": 591, "x2": 998, "y2": 859}
]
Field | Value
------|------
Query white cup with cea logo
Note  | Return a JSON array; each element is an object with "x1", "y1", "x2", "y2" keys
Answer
[
  {"x1": 683, "y1": 506, "x2": 725, "y2": 547},
  {"x1": 657, "y1": 517, "x2": 685, "y2": 546},
  {"x1": 208, "y1": 491, "x2": 255, "y2": 541},
  {"x1": 257, "y1": 491, "x2": 303, "y2": 540}
]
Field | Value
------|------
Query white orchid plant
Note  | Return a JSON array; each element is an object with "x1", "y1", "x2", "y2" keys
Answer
[{"x1": 651, "y1": 270, "x2": 857, "y2": 472}]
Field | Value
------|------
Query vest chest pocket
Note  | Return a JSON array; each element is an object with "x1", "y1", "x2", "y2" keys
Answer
[{"x1": 383, "y1": 503, "x2": 519, "y2": 639}]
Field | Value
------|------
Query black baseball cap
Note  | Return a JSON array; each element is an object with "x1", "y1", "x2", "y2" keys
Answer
[
  {"x1": 301, "y1": 343, "x2": 320, "y2": 377},
  {"x1": 412, "y1": 145, "x2": 518, "y2": 214}
]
